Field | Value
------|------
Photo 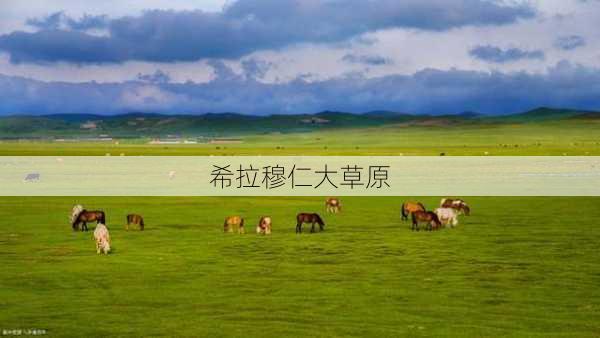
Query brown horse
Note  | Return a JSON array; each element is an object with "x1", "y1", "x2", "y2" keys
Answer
[
  {"x1": 401, "y1": 201, "x2": 426, "y2": 221},
  {"x1": 296, "y1": 213, "x2": 325, "y2": 233},
  {"x1": 72, "y1": 210, "x2": 106, "y2": 232},
  {"x1": 441, "y1": 198, "x2": 471, "y2": 216},
  {"x1": 126, "y1": 214, "x2": 145, "y2": 231},
  {"x1": 224, "y1": 216, "x2": 245, "y2": 234},
  {"x1": 411, "y1": 210, "x2": 442, "y2": 231},
  {"x1": 325, "y1": 197, "x2": 342, "y2": 213},
  {"x1": 257, "y1": 216, "x2": 272, "y2": 235}
]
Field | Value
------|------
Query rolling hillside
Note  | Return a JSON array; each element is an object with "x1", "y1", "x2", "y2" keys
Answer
[{"x1": 0, "y1": 107, "x2": 596, "y2": 139}]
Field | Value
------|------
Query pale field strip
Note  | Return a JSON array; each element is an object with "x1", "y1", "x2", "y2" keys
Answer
[{"x1": 0, "y1": 156, "x2": 599, "y2": 196}]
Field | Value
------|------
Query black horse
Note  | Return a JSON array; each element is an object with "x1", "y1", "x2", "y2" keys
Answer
[
  {"x1": 296, "y1": 213, "x2": 325, "y2": 233},
  {"x1": 72, "y1": 210, "x2": 106, "y2": 231}
]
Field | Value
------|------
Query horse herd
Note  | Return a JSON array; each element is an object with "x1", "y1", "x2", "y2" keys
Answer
[
  {"x1": 70, "y1": 205, "x2": 145, "y2": 255},
  {"x1": 69, "y1": 197, "x2": 469, "y2": 255},
  {"x1": 403, "y1": 198, "x2": 471, "y2": 231},
  {"x1": 224, "y1": 212, "x2": 326, "y2": 235}
]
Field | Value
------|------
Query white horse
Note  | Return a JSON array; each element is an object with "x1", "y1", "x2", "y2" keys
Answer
[
  {"x1": 325, "y1": 198, "x2": 342, "y2": 213},
  {"x1": 440, "y1": 198, "x2": 470, "y2": 215},
  {"x1": 70, "y1": 204, "x2": 84, "y2": 225},
  {"x1": 93, "y1": 223, "x2": 111, "y2": 254},
  {"x1": 435, "y1": 207, "x2": 459, "y2": 228},
  {"x1": 257, "y1": 216, "x2": 272, "y2": 235}
]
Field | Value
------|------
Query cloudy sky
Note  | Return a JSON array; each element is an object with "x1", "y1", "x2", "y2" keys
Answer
[{"x1": 1, "y1": 0, "x2": 599, "y2": 115}]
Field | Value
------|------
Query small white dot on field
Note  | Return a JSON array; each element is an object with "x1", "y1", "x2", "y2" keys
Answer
[
  {"x1": 120, "y1": 153, "x2": 125, "y2": 156},
  {"x1": 105, "y1": 153, "x2": 111, "y2": 156}
]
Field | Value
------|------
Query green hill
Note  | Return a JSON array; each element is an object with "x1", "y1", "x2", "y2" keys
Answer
[
  {"x1": 492, "y1": 107, "x2": 594, "y2": 122},
  {"x1": 0, "y1": 107, "x2": 597, "y2": 139}
]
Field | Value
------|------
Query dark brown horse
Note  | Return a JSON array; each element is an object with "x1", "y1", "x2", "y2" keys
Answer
[
  {"x1": 401, "y1": 201, "x2": 426, "y2": 221},
  {"x1": 411, "y1": 210, "x2": 442, "y2": 231},
  {"x1": 72, "y1": 210, "x2": 106, "y2": 232},
  {"x1": 296, "y1": 213, "x2": 325, "y2": 233},
  {"x1": 126, "y1": 214, "x2": 145, "y2": 231}
]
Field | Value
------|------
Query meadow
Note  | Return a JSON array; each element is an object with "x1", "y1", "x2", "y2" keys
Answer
[
  {"x1": 1, "y1": 120, "x2": 600, "y2": 156},
  {"x1": 1, "y1": 118, "x2": 600, "y2": 337},
  {"x1": 1, "y1": 196, "x2": 600, "y2": 337}
]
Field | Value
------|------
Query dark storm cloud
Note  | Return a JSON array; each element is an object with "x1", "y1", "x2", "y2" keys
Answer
[
  {"x1": 469, "y1": 45, "x2": 545, "y2": 63},
  {"x1": 26, "y1": 11, "x2": 108, "y2": 31},
  {"x1": 1, "y1": 61, "x2": 599, "y2": 116},
  {"x1": 0, "y1": 0, "x2": 535, "y2": 63},
  {"x1": 66, "y1": 14, "x2": 110, "y2": 30},
  {"x1": 554, "y1": 35, "x2": 586, "y2": 50},
  {"x1": 0, "y1": 30, "x2": 125, "y2": 63},
  {"x1": 26, "y1": 12, "x2": 65, "y2": 30}
]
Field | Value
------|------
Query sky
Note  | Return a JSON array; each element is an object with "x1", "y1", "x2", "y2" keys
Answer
[{"x1": 0, "y1": 0, "x2": 599, "y2": 115}]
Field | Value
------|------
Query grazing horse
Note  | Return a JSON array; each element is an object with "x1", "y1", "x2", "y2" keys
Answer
[
  {"x1": 93, "y1": 223, "x2": 111, "y2": 255},
  {"x1": 224, "y1": 216, "x2": 245, "y2": 234},
  {"x1": 401, "y1": 201, "x2": 426, "y2": 221},
  {"x1": 72, "y1": 210, "x2": 106, "y2": 232},
  {"x1": 440, "y1": 198, "x2": 471, "y2": 216},
  {"x1": 70, "y1": 204, "x2": 84, "y2": 225},
  {"x1": 435, "y1": 208, "x2": 459, "y2": 228},
  {"x1": 411, "y1": 210, "x2": 442, "y2": 231},
  {"x1": 125, "y1": 214, "x2": 145, "y2": 231},
  {"x1": 296, "y1": 213, "x2": 325, "y2": 233},
  {"x1": 325, "y1": 197, "x2": 342, "y2": 213},
  {"x1": 257, "y1": 216, "x2": 272, "y2": 235}
]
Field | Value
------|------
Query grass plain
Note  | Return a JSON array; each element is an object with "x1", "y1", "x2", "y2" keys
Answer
[
  {"x1": 1, "y1": 196, "x2": 600, "y2": 337},
  {"x1": 1, "y1": 120, "x2": 599, "y2": 156},
  {"x1": 1, "y1": 118, "x2": 600, "y2": 337}
]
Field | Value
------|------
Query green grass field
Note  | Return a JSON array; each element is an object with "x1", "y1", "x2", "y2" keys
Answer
[
  {"x1": 2, "y1": 120, "x2": 600, "y2": 337},
  {"x1": 1, "y1": 120, "x2": 600, "y2": 156},
  {"x1": 1, "y1": 196, "x2": 600, "y2": 337}
]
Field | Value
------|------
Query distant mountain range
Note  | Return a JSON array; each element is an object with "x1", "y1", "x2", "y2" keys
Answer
[{"x1": 0, "y1": 107, "x2": 597, "y2": 139}]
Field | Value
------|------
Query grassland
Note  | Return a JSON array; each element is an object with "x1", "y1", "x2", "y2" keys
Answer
[
  {"x1": 1, "y1": 196, "x2": 600, "y2": 337},
  {"x1": 1, "y1": 113, "x2": 600, "y2": 336},
  {"x1": 1, "y1": 120, "x2": 600, "y2": 156}
]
